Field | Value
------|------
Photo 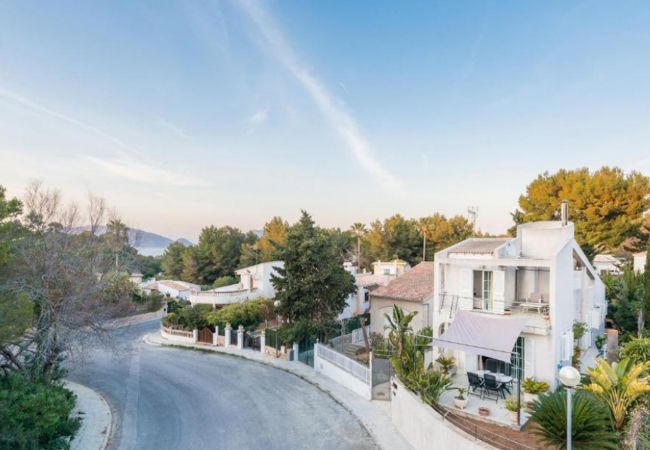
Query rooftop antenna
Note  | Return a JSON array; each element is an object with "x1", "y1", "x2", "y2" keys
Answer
[{"x1": 467, "y1": 206, "x2": 478, "y2": 236}]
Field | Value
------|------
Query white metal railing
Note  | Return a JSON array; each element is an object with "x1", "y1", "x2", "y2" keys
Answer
[{"x1": 315, "y1": 344, "x2": 370, "y2": 384}]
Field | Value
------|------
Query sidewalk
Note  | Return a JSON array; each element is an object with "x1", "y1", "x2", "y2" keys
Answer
[
  {"x1": 144, "y1": 331, "x2": 412, "y2": 450},
  {"x1": 66, "y1": 381, "x2": 112, "y2": 450}
]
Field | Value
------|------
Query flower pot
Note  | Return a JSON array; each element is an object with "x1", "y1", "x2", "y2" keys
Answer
[
  {"x1": 478, "y1": 406, "x2": 490, "y2": 417},
  {"x1": 453, "y1": 397, "x2": 468, "y2": 409},
  {"x1": 509, "y1": 410, "x2": 519, "y2": 423}
]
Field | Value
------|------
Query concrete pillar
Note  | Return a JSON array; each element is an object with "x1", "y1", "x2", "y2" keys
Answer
[
  {"x1": 293, "y1": 342, "x2": 299, "y2": 361},
  {"x1": 225, "y1": 323, "x2": 232, "y2": 347},
  {"x1": 213, "y1": 326, "x2": 219, "y2": 346},
  {"x1": 237, "y1": 325, "x2": 244, "y2": 350},
  {"x1": 192, "y1": 329, "x2": 198, "y2": 343},
  {"x1": 260, "y1": 330, "x2": 266, "y2": 354}
]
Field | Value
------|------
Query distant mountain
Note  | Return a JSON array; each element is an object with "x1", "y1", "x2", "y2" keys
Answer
[{"x1": 72, "y1": 226, "x2": 193, "y2": 256}]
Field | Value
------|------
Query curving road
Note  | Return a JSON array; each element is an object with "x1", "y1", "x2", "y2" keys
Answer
[{"x1": 67, "y1": 320, "x2": 376, "y2": 450}]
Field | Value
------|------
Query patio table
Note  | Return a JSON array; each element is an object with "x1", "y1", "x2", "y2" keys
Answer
[{"x1": 476, "y1": 370, "x2": 513, "y2": 386}]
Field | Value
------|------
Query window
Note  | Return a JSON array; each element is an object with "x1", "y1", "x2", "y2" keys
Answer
[{"x1": 383, "y1": 268, "x2": 390, "y2": 275}]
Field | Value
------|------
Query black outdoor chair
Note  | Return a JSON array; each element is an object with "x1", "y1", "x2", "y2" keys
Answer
[
  {"x1": 485, "y1": 359, "x2": 499, "y2": 373},
  {"x1": 467, "y1": 372, "x2": 484, "y2": 397},
  {"x1": 482, "y1": 373, "x2": 506, "y2": 402}
]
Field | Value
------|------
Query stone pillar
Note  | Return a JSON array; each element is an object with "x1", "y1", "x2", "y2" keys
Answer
[
  {"x1": 260, "y1": 330, "x2": 266, "y2": 354},
  {"x1": 225, "y1": 323, "x2": 232, "y2": 347},
  {"x1": 237, "y1": 325, "x2": 244, "y2": 350},
  {"x1": 192, "y1": 329, "x2": 198, "y2": 343},
  {"x1": 213, "y1": 326, "x2": 219, "y2": 346},
  {"x1": 293, "y1": 342, "x2": 299, "y2": 361}
]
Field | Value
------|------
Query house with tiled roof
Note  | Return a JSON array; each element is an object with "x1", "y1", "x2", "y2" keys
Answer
[{"x1": 368, "y1": 261, "x2": 434, "y2": 335}]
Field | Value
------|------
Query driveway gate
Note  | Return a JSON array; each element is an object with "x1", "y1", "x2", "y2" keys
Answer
[{"x1": 197, "y1": 327, "x2": 213, "y2": 344}]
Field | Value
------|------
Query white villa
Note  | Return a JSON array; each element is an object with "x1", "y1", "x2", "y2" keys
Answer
[
  {"x1": 141, "y1": 279, "x2": 201, "y2": 300},
  {"x1": 188, "y1": 260, "x2": 283, "y2": 307},
  {"x1": 593, "y1": 253, "x2": 623, "y2": 275},
  {"x1": 432, "y1": 209, "x2": 607, "y2": 390}
]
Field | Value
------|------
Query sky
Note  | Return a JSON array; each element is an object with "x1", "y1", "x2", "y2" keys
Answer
[{"x1": 1, "y1": 1, "x2": 649, "y2": 241}]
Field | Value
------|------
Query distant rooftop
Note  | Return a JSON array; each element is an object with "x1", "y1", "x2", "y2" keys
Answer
[
  {"x1": 370, "y1": 262, "x2": 434, "y2": 302},
  {"x1": 448, "y1": 238, "x2": 511, "y2": 255}
]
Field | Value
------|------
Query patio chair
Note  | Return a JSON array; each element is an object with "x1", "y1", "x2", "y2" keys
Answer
[
  {"x1": 467, "y1": 372, "x2": 484, "y2": 397},
  {"x1": 482, "y1": 374, "x2": 506, "y2": 402},
  {"x1": 485, "y1": 359, "x2": 499, "y2": 373}
]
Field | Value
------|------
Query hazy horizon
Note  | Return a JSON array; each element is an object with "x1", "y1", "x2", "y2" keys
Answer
[{"x1": 2, "y1": 1, "x2": 649, "y2": 241}]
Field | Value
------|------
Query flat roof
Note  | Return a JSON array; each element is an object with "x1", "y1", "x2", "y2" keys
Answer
[{"x1": 448, "y1": 238, "x2": 511, "y2": 255}]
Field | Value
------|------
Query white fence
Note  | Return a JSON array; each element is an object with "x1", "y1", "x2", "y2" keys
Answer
[{"x1": 314, "y1": 344, "x2": 372, "y2": 399}]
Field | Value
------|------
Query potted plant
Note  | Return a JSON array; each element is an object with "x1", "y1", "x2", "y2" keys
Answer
[
  {"x1": 522, "y1": 377, "x2": 550, "y2": 403},
  {"x1": 435, "y1": 355, "x2": 456, "y2": 375},
  {"x1": 595, "y1": 334, "x2": 606, "y2": 356},
  {"x1": 478, "y1": 406, "x2": 490, "y2": 417},
  {"x1": 453, "y1": 387, "x2": 468, "y2": 409},
  {"x1": 504, "y1": 396, "x2": 520, "y2": 423}
]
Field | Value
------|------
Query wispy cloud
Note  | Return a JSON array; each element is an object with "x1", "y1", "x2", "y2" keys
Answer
[
  {"x1": 158, "y1": 117, "x2": 189, "y2": 139},
  {"x1": 245, "y1": 108, "x2": 269, "y2": 134},
  {"x1": 234, "y1": 0, "x2": 405, "y2": 195},
  {"x1": 85, "y1": 156, "x2": 208, "y2": 187},
  {"x1": 0, "y1": 86, "x2": 205, "y2": 186}
]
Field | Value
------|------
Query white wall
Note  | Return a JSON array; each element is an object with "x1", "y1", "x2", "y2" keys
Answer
[
  {"x1": 314, "y1": 344, "x2": 371, "y2": 400},
  {"x1": 635, "y1": 252, "x2": 646, "y2": 273},
  {"x1": 391, "y1": 379, "x2": 491, "y2": 450}
]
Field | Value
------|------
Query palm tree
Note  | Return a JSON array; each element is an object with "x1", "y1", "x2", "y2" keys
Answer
[
  {"x1": 350, "y1": 223, "x2": 366, "y2": 267},
  {"x1": 418, "y1": 217, "x2": 433, "y2": 262},
  {"x1": 384, "y1": 304, "x2": 418, "y2": 357},
  {"x1": 583, "y1": 358, "x2": 650, "y2": 431},
  {"x1": 530, "y1": 390, "x2": 618, "y2": 449}
]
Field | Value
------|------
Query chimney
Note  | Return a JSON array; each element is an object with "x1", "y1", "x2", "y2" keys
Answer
[{"x1": 560, "y1": 200, "x2": 569, "y2": 226}]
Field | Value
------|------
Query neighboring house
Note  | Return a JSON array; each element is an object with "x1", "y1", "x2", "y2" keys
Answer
[
  {"x1": 129, "y1": 272, "x2": 143, "y2": 284},
  {"x1": 188, "y1": 261, "x2": 283, "y2": 307},
  {"x1": 339, "y1": 262, "x2": 391, "y2": 320},
  {"x1": 432, "y1": 214, "x2": 607, "y2": 388},
  {"x1": 368, "y1": 262, "x2": 435, "y2": 336},
  {"x1": 593, "y1": 254, "x2": 622, "y2": 275},
  {"x1": 372, "y1": 259, "x2": 410, "y2": 276},
  {"x1": 634, "y1": 251, "x2": 647, "y2": 273},
  {"x1": 141, "y1": 279, "x2": 201, "y2": 300}
]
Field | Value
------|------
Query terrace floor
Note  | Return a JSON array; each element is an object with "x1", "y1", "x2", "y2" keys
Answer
[{"x1": 439, "y1": 372, "x2": 531, "y2": 429}]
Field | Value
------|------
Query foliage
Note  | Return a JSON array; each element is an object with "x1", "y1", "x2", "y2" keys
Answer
[
  {"x1": 385, "y1": 304, "x2": 418, "y2": 357},
  {"x1": 213, "y1": 275, "x2": 238, "y2": 288},
  {"x1": 504, "y1": 396, "x2": 520, "y2": 412},
  {"x1": 240, "y1": 217, "x2": 289, "y2": 267},
  {"x1": 0, "y1": 292, "x2": 33, "y2": 346},
  {"x1": 529, "y1": 389, "x2": 618, "y2": 449},
  {"x1": 418, "y1": 369, "x2": 453, "y2": 406},
  {"x1": 435, "y1": 355, "x2": 456, "y2": 374},
  {"x1": 370, "y1": 332, "x2": 394, "y2": 359},
  {"x1": 271, "y1": 211, "x2": 355, "y2": 341},
  {"x1": 207, "y1": 298, "x2": 274, "y2": 331},
  {"x1": 161, "y1": 241, "x2": 186, "y2": 279},
  {"x1": 163, "y1": 304, "x2": 213, "y2": 330},
  {"x1": 621, "y1": 338, "x2": 650, "y2": 369},
  {"x1": 132, "y1": 290, "x2": 164, "y2": 313},
  {"x1": 595, "y1": 334, "x2": 607, "y2": 352},
  {"x1": 583, "y1": 358, "x2": 650, "y2": 430},
  {"x1": 454, "y1": 387, "x2": 467, "y2": 400},
  {"x1": 511, "y1": 167, "x2": 650, "y2": 257},
  {"x1": 522, "y1": 377, "x2": 550, "y2": 395},
  {"x1": 198, "y1": 225, "x2": 249, "y2": 283},
  {"x1": 341, "y1": 313, "x2": 370, "y2": 334},
  {"x1": 573, "y1": 321, "x2": 587, "y2": 341},
  {"x1": 605, "y1": 267, "x2": 646, "y2": 336},
  {"x1": 0, "y1": 372, "x2": 81, "y2": 449}
]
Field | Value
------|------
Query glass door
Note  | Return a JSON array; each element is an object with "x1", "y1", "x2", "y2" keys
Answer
[{"x1": 482, "y1": 271, "x2": 494, "y2": 311}]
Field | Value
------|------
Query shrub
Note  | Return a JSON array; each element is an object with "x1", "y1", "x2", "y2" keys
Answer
[
  {"x1": 162, "y1": 304, "x2": 212, "y2": 330},
  {"x1": 206, "y1": 298, "x2": 274, "y2": 331},
  {"x1": 213, "y1": 275, "x2": 238, "y2": 288},
  {"x1": 504, "y1": 396, "x2": 520, "y2": 412},
  {"x1": 418, "y1": 370, "x2": 452, "y2": 406},
  {"x1": 595, "y1": 334, "x2": 607, "y2": 352},
  {"x1": 621, "y1": 338, "x2": 650, "y2": 368},
  {"x1": 0, "y1": 373, "x2": 81, "y2": 449},
  {"x1": 522, "y1": 377, "x2": 550, "y2": 395},
  {"x1": 530, "y1": 390, "x2": 618, "y2": 449},
  {"x1": 435, "y1": 355, "x2": 456, "y2": 374}
]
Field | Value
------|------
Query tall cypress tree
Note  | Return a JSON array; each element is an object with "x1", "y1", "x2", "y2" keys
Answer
[{"x1": 271, "y1": 211, "x2": 355, "y2": 340}]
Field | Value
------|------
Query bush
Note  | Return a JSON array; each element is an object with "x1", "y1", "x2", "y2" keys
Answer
[
  {"x1": 530, "y1": 390, "x2": 618, "y2": 449},
  {"x1": 418, "y1": 369, "x2": 452, "y2": 406},
  {"x1": 0, "y1": 373, "x2": 81, "y2": 449},
  {"x1": 522, "y1": 377, "x2": 550, "y2": 395},
  {"x1": 213, "y1": 275, "x2": 238, "y2": 288},
  {"x1": 621, "y1": 338, "x2": 650, "y2": 368},
  {"x1": 206, "y1": 298, "x2": 274, "y2": 331},
  {"x1": 162, "y1": 304, "x2": 212, "y2": 330}
]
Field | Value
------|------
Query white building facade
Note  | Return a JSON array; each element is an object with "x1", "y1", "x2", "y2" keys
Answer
[
  {"x1": 188, "y1": 261, "x2": 283, "y2": 307},
  {"x1": 634, "y1": 251, "x2": 647, "y2": 273},
  {"x1": 432, "y1": 220, "x2": 607, "y2": 388}
]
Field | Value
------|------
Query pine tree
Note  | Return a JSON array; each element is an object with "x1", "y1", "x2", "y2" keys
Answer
[{"x1": 271, "y1": 211, "x2": 355, "y2": 340}]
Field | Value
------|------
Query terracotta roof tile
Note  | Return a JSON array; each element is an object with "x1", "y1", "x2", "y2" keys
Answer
[{"x1": 370, "y1": 262, "x2": 434, "y2": 302}]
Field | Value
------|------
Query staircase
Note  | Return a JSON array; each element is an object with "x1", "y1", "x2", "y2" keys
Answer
[{"x1": 343, "y1": 343, "x2": 364, "y2": 358}]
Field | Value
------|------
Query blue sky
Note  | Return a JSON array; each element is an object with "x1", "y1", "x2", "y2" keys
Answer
[{"x1": 1, "y1": 1, "x2": 649, "y2": 240}]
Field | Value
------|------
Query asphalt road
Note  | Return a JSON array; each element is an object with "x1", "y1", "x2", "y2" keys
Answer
[{"x1": 66, "y1": 320, "x2": 376, "y2": 450}]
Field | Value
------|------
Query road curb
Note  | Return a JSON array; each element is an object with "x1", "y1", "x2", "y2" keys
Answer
[
  {"x1": 143, "y1": 331, "x2": 410, "y2": 450},
  {"x1": 66, "y1": 381, "x2": 113, "y2": 450}
]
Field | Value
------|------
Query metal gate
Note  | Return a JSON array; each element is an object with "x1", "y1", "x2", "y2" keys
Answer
[
  {"x1": 245, "y1": 331, "x2": 261, "y2": 350},
  {"x1": 371, "y1": 352, "x2": 393, "y2": 400},
  {"x1": 298, "y1": 338, "x2": 315, "y2": 367},
  {"x1": 197, "y1": 326, "x2": 213, "y2": 344}
]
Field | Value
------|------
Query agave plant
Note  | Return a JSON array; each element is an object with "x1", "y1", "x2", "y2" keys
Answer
[
  {"x1": 583, "y1": 358, "x2": 650, "y2": 431},
  {"x1": 530, "y1": 390, "x2": 618, "y2": 449}
]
